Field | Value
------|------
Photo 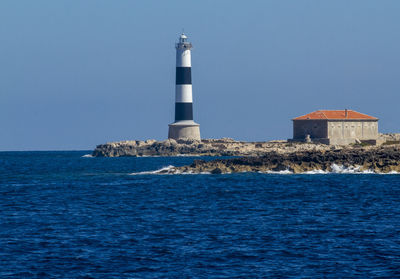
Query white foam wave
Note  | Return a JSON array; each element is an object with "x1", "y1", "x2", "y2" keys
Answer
[
  {"x1": 304, "y1": 169, "x2": 328, "y2": 174},
  {"x1": 130, "y1": 165, "x2": 215, "y2": 175},
  {"x1": 130, "y1": 165, "x2": 177, "y2": 175},
  {"x1": 129, "y1": 164, "x2": 400, "y2": 175},
  {"x1": 298, "y1": 164, "x2": 375, "y2": 174},
  {"x1": 263, "y1": 169, "x2": 293, "y2": 174},
  {"x1": 179, "y1": 171, "x2": 212, "y2": 175},
  {"x1": 259, "y1": 164, "x2": 391, "y2": 175},
  {"x1": 81, "y1": 154, "x2": 93, "y2": 158},
  {"x1": 330, "y1": 164, "x2": 376, "y2": 174}
]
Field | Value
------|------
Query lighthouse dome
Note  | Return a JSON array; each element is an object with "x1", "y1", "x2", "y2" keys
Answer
[{"x1": 176, "y1": 33, "x2": 192, "y2": 50}]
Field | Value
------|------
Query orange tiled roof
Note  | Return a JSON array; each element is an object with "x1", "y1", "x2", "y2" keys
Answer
[{"x1": 293, "y1": 110, "x2": 378, "y2": 120}]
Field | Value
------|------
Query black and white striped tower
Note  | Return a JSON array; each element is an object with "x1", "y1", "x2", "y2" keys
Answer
[{"x1": 168, "y1": 33, "x2": 201, "y2": 141}]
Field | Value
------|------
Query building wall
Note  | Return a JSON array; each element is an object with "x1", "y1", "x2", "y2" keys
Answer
[
  {"x1": 293, "y1": 120, "x2": 328, "y2": 140},
  {"x1": 293, "y1": 119, "x2": 378, "y2": 145},
  {"x1": 327, "y1": 120, "x2": 378, "y2": 145}
]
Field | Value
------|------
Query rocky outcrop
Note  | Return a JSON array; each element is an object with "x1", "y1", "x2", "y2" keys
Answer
[
  {"x1": 93, "y1": 133, "x2": 400, "y2": 158},
  {"x1": 93, "y1": 138, "x2": 400, "y2": 173},
  {"x1": 92, "y1": 138, "x2": 336, "y2": 157},
  {"x1": 169, "y1": 145, "x2": 400, "y2": 174},
  {"x1": 378, "y1": 133, "x2": 400, "y2": 145}
]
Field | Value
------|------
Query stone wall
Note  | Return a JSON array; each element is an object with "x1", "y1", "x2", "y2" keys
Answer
[
  {"x1": 293, "y1": 119, "x2": 379, "y2": 145},
  {"x1": 293, "y1": 120, "x2": 328, "y2": 140},
  {"x1": 377, "y1": 133, "x2": 400, "y2": 145},
  {"x1": 327, "y1": 120, "x2": 378, "y2": 145}
]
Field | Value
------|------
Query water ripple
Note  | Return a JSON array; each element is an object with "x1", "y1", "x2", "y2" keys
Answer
[{"x1": 1, "y1": 152, "x2": 400, "y2": 277}]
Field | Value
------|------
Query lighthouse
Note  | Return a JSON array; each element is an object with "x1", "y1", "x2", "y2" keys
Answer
[{"x1": 168, "y1": 33, "x2": 201, "y2": 141}]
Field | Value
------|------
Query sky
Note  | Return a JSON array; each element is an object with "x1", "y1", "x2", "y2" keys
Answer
[{"x1": 1, "y1": 1, "x2": 399, "y2": 150}]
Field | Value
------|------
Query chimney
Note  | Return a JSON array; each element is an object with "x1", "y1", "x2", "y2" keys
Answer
[{"x1": 345, "y1": 109, "x2": 348, "y2": 118}]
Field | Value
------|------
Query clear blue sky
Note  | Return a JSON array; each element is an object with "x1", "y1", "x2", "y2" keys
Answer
[{"x1": 1, "y1": 1, "x2": 399, "y2": 150}]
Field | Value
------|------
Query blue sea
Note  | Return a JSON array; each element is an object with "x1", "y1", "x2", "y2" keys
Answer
[{"x1": 1, "y1": 151, "x2": 400, "y2": 278}]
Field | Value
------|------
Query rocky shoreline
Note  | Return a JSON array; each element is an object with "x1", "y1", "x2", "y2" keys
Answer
[
  {"x1": 158, "y1": 145, "x2": 400, "y2": 174},
  {"x1": 93, "y1": 138, "x2": 400, "y2": 174},
  {"x1": 92, "y1": 138, "x2": 335, "y2": 157}
]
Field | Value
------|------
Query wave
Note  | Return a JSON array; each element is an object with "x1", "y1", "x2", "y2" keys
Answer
[
  {"x1": 272, "y1": 164, "x2": 398, "y2": 175},
  {"x1": 330, "y1": 164, "x2": 373, "y2": 174},
  {"x1": 129, "y1": 165, "x2": 213, "y2": 175},
  {"x1": 130, "y1": 165, "x2": 177, "y2": 175},
  {"x1": 128, "y1": 164, "x2": 400, "y2": 175},
  {"x1": 258, "y1": 164, "x2": 398, "y2": 175},
  {"x1": 304, "y1": 169, "x2": 328, "y2": 174},
  {"x1": 262, "y1": 169, "x2": 293, "y2": 174},
  {"x1": 81, "y1": 154, "x2": 93, "y2": 158}
]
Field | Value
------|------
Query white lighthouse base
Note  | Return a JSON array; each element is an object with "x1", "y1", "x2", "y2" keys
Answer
[{"x1": 168, "y1": 120, "x2": 201, "y2": 141}]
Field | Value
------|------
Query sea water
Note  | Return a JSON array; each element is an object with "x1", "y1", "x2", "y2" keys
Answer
[{"x1": 1, "y1": 151, "x2": 400, "y2": 278}]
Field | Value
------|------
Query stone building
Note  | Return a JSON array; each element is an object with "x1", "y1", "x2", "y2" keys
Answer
[{"x1": 292, "y1": 110, "x2": 379, "y2": 145}]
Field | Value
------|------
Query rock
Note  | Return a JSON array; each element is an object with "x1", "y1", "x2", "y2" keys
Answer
[
  {"x1": 92, "y1": 137, "x2": 400, "y2": 160},
  {"x1": 211, "y1": 167, "x2": 223, "y2": 174},
  {"x1": 136, "y1": 141, "x2": 145, "y2": 146},
  {"x1": 168, "y1": 138, "x2": 177, "y2": 145},
  {"x1": 173, "y1": 146, "x2": 400, "y2": 174}
]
